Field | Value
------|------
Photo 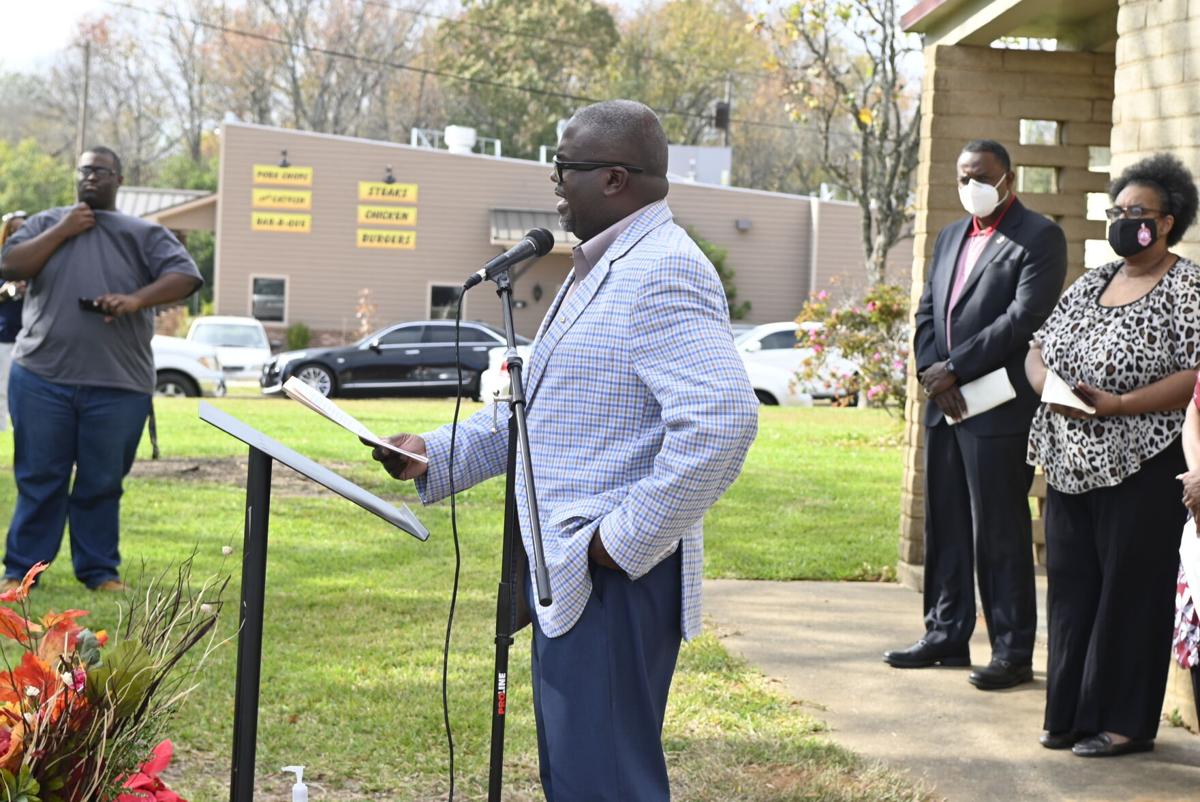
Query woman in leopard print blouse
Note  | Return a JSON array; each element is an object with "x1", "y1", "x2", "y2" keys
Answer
[{"x1": 1025, "y1": 153, "x2": 1200, "y2": 757}]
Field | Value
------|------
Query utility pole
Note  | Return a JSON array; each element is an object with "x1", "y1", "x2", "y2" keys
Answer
[
  {"x1": 723, "y1": 73, "x2": 733, "y2": 147},
  {"x1": 74, "y1": 39, "x2": 92, "y2": 159}
]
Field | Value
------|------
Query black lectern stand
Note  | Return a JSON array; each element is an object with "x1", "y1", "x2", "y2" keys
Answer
[{"x1": 198, "y1": 402, "x2": 429, "y2": 802}]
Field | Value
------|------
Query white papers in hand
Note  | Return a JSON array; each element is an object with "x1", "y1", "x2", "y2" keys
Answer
[
  {"x1": 1181, "y1": 517, "x2": 1200, "y2": 598},
  {"x1": 1041, "y1": 369, "x2": 1096, "y2": 415},
  {"x1": 944, "y1": 367, "x2": 1016, "y2": 425},
  {"x1": 282, "y1": 377, "x2": 429, "y2": 463}
]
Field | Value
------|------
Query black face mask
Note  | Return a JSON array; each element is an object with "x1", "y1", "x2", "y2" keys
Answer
[{"x1": 1108, "y1": 218, "x2": 1158, "y2": 257}]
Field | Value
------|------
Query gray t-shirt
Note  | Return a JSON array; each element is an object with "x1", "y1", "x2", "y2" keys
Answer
[{"x1": 2, "y1": 207, "x2": 202, "y2": 394}]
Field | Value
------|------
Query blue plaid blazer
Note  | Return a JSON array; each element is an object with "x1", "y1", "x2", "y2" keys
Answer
[{"x1": 416, "y1": 200, "x2": 759, "y2": 638}]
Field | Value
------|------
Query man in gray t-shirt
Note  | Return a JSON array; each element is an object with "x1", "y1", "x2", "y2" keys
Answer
[{"x1": 0, "y1": 146, "x2": 202, "y2": 591}]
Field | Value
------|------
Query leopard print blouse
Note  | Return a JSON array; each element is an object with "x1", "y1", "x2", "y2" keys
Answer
[{"x1": 1027, "y1": 257, "x2": 1200, "y2": 494}]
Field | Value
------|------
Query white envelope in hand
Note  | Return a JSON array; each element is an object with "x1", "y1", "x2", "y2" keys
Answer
[
  {"x1": 1041, "y1": 370, "x2": 1096, "y2": 415},
  {"x1": 944, "y1": 367, "x2": 1016, "y2": 425}
]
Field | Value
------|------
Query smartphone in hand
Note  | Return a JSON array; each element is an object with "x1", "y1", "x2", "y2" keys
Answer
[{"x1": 78, "y1": 297, "x2": 105, "y2": 314}]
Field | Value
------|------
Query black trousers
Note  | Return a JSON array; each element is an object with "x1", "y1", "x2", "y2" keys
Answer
[
  {"x1": 1043, "y1": 441, "x2": 1186, "y2": 740},
  {"x1": 1193, "y1": 667, "x2": 1200, "y2": 723},
  {"x1": 923, "y1": 424, "x2": 1037, "y2": 662}
]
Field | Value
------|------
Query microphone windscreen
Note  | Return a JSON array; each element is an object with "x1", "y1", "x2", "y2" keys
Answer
[{"x1": 527, "y1": 228, "x2": 555, "y2": 257}]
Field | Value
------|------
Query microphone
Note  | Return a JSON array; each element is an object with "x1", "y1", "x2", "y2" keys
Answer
[{"x1": 463, "y1": 228, "x2": 555, "y2": 290}]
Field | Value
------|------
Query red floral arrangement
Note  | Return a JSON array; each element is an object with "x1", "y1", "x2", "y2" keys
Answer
[{"x1": 0, "y1": 560, "x2": 225, "y2": 802}]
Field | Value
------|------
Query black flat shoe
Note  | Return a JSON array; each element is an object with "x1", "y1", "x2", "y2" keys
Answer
[
  {"x1": 1039, "y1": 730, "x2": 1082, "y2": 750},
  {"x1": 882, "y1": 638, "x2": 970, "y2": 668},
  {"x1": 1071, "y1": 733, "x2": 1154, "y2": 757},
  {"x1": 968, "y1": 658, "x2": 1034, "y2": 690}
]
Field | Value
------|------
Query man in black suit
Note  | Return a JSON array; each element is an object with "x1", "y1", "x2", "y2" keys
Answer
[{"x1": 885, "y1": 139, "x2": 1067, "y2": 689}]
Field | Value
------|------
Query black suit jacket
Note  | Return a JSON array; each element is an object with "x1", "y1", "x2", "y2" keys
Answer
[{"x1": 914, "y1": 199, "x2": 1067, "y2": 435}]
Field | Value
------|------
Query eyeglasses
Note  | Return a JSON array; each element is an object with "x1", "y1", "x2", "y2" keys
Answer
[
  {"x1": 76, "y1": 165, "x2": 117, "y2": 180},
  {"x1": 552, "y1": 158, "x2": 646, "y2": 184},
  {"x1": 1105, "y1": 205, "x2": 1164, "y2": 221}
]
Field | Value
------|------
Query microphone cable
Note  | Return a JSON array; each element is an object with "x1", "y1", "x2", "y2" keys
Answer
[{"x1": 441, "y1": 294, "x2": 467, "y2": 801}]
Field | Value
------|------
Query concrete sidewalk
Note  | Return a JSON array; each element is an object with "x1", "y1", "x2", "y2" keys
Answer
[{"x1": 704, "y1": 579, "x2": 1200, "y2": 802}]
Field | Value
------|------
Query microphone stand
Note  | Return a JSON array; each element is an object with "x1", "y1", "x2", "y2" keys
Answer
[{"x1": 486, "y1": 268, "x2": 551, "y2": 802}]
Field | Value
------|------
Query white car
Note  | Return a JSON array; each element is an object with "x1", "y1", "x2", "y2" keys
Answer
[
  {"x1": 187, "y1": 316, "x2": 274, "y2": 383},
  {"x1": 735, "y1": 321, "x2": 858, "y2": 406},
  {"x1": 151, "y1": 335, "x2": 226, "y2": 397},
  {"x1": 479, "y1": 344, "x2": 533, "y2": 403}
]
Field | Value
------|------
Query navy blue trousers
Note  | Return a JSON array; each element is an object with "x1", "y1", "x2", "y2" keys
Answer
[
  {"x1": 5, "y1": 363, "x2": 149, "y2": 587},
  {"x1": 527, "y1": 547, "x2": 682, "y2": 802}
]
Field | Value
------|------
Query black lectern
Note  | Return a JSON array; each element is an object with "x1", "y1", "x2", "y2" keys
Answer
[{"x1": 198, "y1": 402, "x2": 429, "y2": 802}]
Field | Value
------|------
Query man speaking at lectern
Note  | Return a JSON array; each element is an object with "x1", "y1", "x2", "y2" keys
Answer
[{"x1": 369, "y1": 99, "x2": 759, "y2": 801}]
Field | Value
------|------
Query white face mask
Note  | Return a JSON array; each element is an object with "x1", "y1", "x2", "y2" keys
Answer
[{"x1": 958, "y1": 174, "x2": 1008, "y2": 218}]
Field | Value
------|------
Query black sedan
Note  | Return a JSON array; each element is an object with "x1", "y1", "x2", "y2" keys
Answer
[{"x1": 261, "y1": 319, "x2": 531, "y2": 399}]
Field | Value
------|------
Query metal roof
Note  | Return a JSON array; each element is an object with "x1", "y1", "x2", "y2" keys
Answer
[
  {"x1": 116, "y1": 186, "x2": 213, "y2": 218},
  {"x1": 490, "y1": 208, "x2": 576, "y2": 253}
]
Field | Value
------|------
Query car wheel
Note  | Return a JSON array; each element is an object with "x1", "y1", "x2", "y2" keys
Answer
[
  {"x1": 295, "y1": 363, "x2": 336, "y2": 397},
  {"x1": 156, "y1": 370, "x2": 199, "y2": 398},
  {"x1": 754, "y1": 390, "x2": 778, "y2": 406}
]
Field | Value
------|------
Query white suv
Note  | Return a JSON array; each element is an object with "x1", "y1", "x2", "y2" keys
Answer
[
  {"x1": 187, "y1": 316, "x2": 274, "y2": 383},
  {"x1": 151, "y1": 336, "x2": 226, "y2": 397}
]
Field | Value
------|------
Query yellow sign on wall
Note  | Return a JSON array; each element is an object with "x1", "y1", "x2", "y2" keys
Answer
[
  {"x1": 253, "y1": 165, "x2": 314, "y2": 186},
  {"x1": 252, "y1": 188, "x2": 313, "y2": 210},
  {"x1": 357, "y1": 205, "x2": 417, "y2": 226},
  {"x1": 252, "y1": 212, "x2": 312, "y2": 233},
  {"x1": 358, "y1": 181, "x2": 418, "y2": 202},
  {"x1": 357, "y1": 229, "x2": 416, "y2": 249}
]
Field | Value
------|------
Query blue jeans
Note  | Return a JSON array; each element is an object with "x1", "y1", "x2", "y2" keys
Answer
[{"x1": 5, "y1": 363, "x2": 150, "y2": 587}]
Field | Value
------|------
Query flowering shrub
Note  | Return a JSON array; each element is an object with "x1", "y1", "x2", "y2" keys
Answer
[
  {"x1": 0, "y1": 560, "x2": 226, "y2": 802},
  {"x1": 795, "y1": 283, "x2": 911, "y2": 411}
]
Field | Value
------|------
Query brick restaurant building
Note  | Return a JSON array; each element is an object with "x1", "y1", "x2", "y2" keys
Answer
[
  {"x1": 897, "y1": 0, "x2": 1200, "y2": 727},
  {"x1": 151, "y1": 121, "x2": 910, "y2": 343}
]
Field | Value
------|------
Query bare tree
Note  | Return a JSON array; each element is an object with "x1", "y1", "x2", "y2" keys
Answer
[
  {"x1": 26, "y1": 16, "x2": 174, "y2": 182},
  {"x1": 728, "y1": 74, "x2": 835, "y2": 195},
  {"x1": 159, "y1": 0, "x2": 217, "y2": 162},
  {"x1": 756, "y1": 0, "x2": 921, "y2": 285},
  {"x1": 259, "y1": 0, "x2": 425, "y2": 136},
  {"x1": 88, "y1": 21, "x2": 175, "y2": 182}
]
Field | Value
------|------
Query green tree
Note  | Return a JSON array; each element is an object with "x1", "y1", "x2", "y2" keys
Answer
[
  {"x1": 184, "y1": 231, "x2": 215, "y2": 305},
  {"x1": 150, "y1": 132, "x2": 219, "y2": 304},
  {"x1": 435, "y1": 0, "x2": 619, "y2": 159},
  {"x1": 154, "y1": 140, "x2": 219, "y2": 191},
  {"x1": 687, "y1": 227, "x2": 751, "y2": 320},
  {"x1": 605, "y1": 0, "x2": 769, "y2": 146},
  {"x1": 601, "y1": 0, "x2": 836, "y2": 195},
  {"x1": 0, "y1": 139, "x2": 74, "y2": 215}
]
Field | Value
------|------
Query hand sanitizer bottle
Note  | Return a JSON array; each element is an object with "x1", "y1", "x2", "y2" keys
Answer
[{"x1": 281, "y1": 765, "x2": 308, "y2": 802}]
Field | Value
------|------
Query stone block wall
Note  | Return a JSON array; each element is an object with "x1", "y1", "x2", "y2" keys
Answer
[
  {"x1": 1113, "y1": 0, "x2": 1200, "y2": 734},
  {"x1": 1111, "y1": 0, "x2": 1200, "y2": 262},
  {"x1": 897, "y1": 44, "x2": 1115, "y2": 590}
]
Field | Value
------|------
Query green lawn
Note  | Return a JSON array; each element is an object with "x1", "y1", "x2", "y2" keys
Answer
[
  {"x1": 705, "y1": 405, "x2": 903, "y2": 581},
  {"x1": 0, "y1": 399, "x2": 916, "y2": 801}
]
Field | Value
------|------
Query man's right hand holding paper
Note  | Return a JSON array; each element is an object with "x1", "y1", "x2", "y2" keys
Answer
[{"x1": 366, "y1": 433, "x2": 428, "y2": 480}]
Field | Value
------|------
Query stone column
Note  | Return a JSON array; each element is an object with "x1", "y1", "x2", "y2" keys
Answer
[{"x1": 1111, "y1": 0, "x2": 1200, "y2": 733}]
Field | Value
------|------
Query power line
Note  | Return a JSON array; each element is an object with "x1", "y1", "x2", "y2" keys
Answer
[{"x1": 102, "y1": 0, "x2": 802, "y2": 133}]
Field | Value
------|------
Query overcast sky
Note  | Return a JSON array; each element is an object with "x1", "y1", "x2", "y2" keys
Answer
[{"x1": 0, "y1": 0, "x2": 109, "y2": 72}]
